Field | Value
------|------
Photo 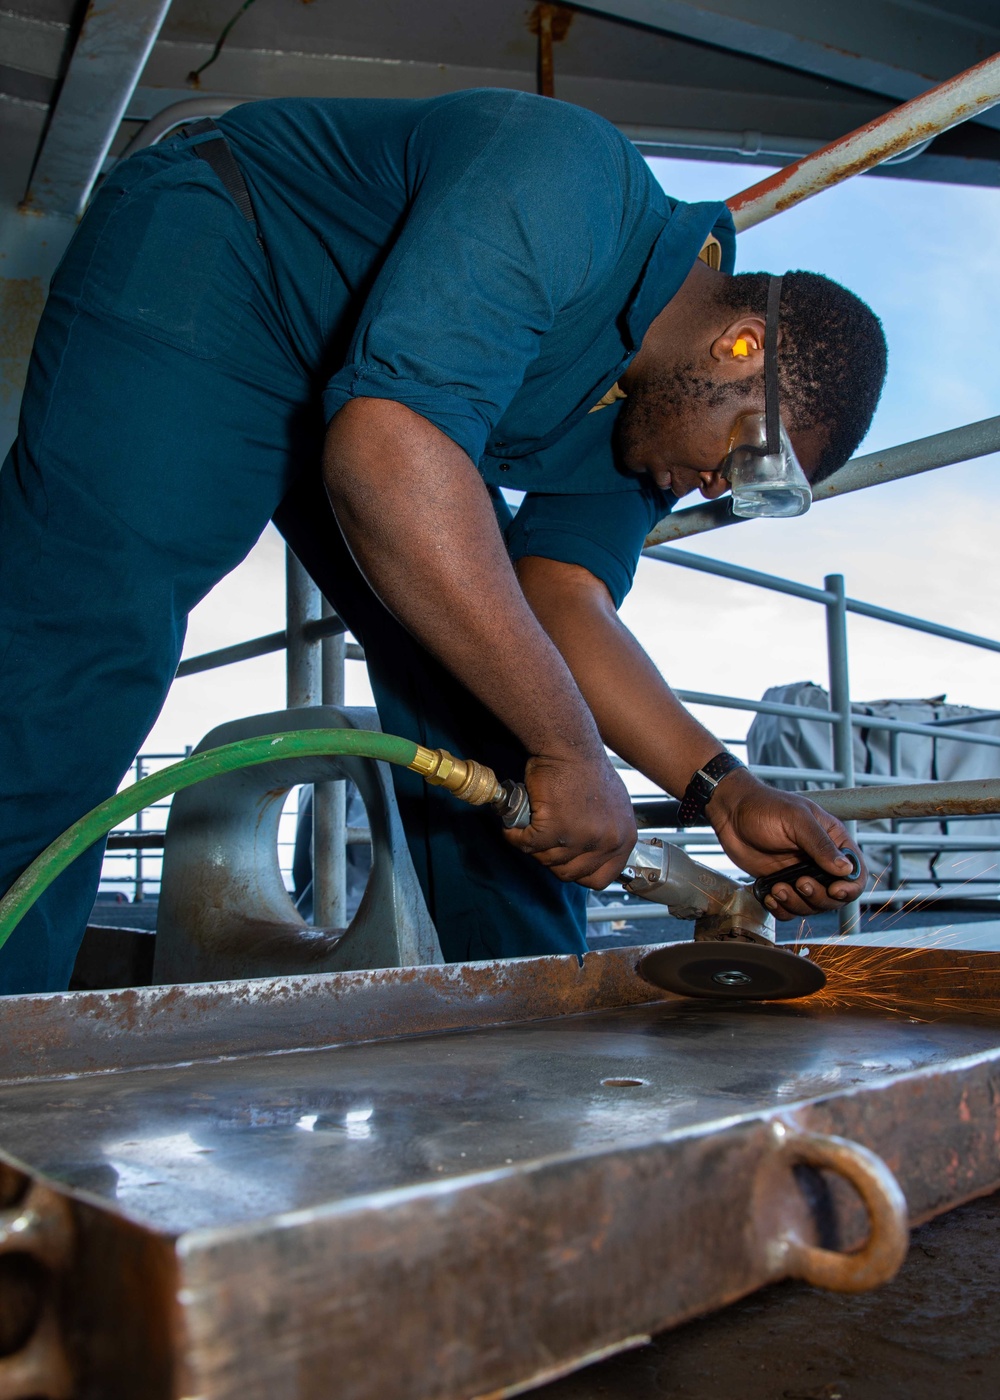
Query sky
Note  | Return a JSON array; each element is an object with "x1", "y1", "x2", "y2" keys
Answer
[{"x1": 144, "y1": 153, "x2": 1000, "y2": 801}]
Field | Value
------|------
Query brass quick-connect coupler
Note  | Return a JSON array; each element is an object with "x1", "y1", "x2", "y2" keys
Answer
[{"x1": 408, "y1": 747, "x2": 503, "y2": 807}]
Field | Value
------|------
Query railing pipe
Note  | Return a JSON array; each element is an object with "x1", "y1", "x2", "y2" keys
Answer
[
  {"x1": 845, "y1": 597, "x2": 1000, "y2": 656},
  {"x1": 817, "y1": 778, "x2": 1000, "y2": 823},
  {"x1": 889, "y1": 730, "x2": 902, "y2": 896},
  {"x1": 587, "y1": 882, "x2": 1000, "y2": 921},
  {"x1": 118, "y1": 97, "x2": 240, "y2": 160},
  {"x1": 643, "y1": 545, "x2": 834, "y2": 604},
  {"x1": 676, "y1": 690, "x2": 840, "y2": 723},
  {"x1": 648, "y1": 546, "x2": 1000, "y2": 660},
  {"x1": 727, "y1": 50, "x2": 1000, "y2": 231},
  {"x1": 645, "y1": 415, "x2": 1000, "y2": 547},
  {"x1": 932, "y1": 710, "x2": 1000, "y2": 728},
  {"x1": 133, "y1": 755, "x2": 145, "y2": 903},
  {"x1": 619, "y1": 125, "x2": 816, "y2": 161},
  {"x1": 175, "y1": 618, "x2": 357, "y2": 679},
  {"x1": 819, "y1": 415, "x2": 1000, "y2": 499},
  {"x1": 651, "y1": 831, "x2": 1000, "y2": 853},
  {"x1": 669, "y1": 686, "x2": 1000, "y2": 750}
]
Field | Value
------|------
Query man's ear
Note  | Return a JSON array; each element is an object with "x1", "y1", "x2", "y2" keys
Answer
[{"x1": 711, "y1": 316, "x2": 767, "y2": 369}]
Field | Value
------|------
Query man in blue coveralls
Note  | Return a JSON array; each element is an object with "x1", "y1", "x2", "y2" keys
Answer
[{"x1": 0, "y1": 90, "x2": 887, "y2": 994}]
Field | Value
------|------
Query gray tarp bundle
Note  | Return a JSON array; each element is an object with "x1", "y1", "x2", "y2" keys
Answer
[{"x1": 747, "y1": 683, "x2": 1000, "y2": 892}]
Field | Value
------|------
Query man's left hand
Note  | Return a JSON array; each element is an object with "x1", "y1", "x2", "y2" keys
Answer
[{"x1": 706, "y1": 768, "x2": 865, "y2": 919}]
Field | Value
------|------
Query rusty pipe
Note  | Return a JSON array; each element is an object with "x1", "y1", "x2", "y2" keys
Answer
[
  {"x1": 728, "y1": 49, "x2": 1000, "y2": 231},
  {"x1": 816, "y1": 778, "x2": 1000, "y2": 823}
]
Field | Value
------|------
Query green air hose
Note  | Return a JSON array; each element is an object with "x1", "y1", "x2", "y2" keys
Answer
[{"x1": 0, "y1": 728, "x2": 512, "y2": 954}]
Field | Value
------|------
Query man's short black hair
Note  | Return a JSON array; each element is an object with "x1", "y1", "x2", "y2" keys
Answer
[{"x1": 717, "y1": 271, "x2": 888, "y2": 481}]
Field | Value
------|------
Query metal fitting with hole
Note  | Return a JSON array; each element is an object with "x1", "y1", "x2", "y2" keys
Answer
[{"x1": 0, "y1": 1173, "x2": 74, "y2": 1400}]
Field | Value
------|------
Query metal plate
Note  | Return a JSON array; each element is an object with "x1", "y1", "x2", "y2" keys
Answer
[
  {"x1": 0, "y1": 993, "x2": 989, "y2": 1234},
  {"x1": 638, "y1": 941, "x2": 827, "y2": 1000},
  {"x1": 0, "y1": 943, "x2": 998, "y2": 1400}
]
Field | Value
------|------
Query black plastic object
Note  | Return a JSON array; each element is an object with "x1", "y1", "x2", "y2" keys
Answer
[
  {"x1": 638, "y1": 941, "x2": 826, "y2": 1001},
  {"x1": 752, "y1": 846, "x2": 862, "y2": 904}
]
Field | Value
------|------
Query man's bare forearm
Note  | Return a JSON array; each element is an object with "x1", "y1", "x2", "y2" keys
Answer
[
  {"x1": 515, "y1": 555, "x2": 724, "y2": 794},
  {"x1": 516, "y1": 556, "x2": 866, "y2": 909},
  {"x1": 324, "y1": 400, "x2": 603, "y2": 761}
]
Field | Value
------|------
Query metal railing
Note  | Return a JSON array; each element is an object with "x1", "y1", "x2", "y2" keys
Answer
[
  {"x1": 98, "y1": 751, "x2": 185, "y2": 903},
  {"x1": 100, "y1": 754, "x2": 305, "y2": 904},
  {"x1": 625, "y1": 551, "x2": 1000, "y2": 927},
  {"x1": 132, "y1": 497, "x2": 1000, "y2": 933}
]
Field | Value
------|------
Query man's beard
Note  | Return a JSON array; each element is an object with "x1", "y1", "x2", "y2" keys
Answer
[{"x1": 617, "y1": 361, "x2": 731, "y2": 461}]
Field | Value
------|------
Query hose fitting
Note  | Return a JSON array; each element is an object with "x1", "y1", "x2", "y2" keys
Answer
[{"x1": 408, "y1": 747, "x2": 503, "y2": 806}]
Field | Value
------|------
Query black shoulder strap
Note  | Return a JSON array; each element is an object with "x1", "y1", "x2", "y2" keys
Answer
[{"x1": 182, "y1": 118, "x2": 263, "y2": 248}]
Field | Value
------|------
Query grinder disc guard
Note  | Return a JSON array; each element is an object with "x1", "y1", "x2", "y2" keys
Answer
[{"x1": 638, "y1": 941, "x2": 826, "y2": 1001}]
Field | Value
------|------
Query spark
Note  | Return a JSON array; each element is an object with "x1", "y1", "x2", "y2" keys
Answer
[{"x1": 794, "y1": 925, "x2": 1000, "y2": 1022}]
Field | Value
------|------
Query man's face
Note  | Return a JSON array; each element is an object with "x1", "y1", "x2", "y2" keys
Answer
[{"x1": 616, "y1": 358, "x2": 824, "y2": 500}]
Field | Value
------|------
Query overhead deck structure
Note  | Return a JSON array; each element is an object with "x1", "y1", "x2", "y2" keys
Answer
[{"x1": 3, "y1": 0, "x2": 1000, "y2": 445}]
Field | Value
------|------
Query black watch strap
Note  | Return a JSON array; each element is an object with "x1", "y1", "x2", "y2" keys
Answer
[{"x1": 678, "y1": 752, "x2": 746, "y2": 825}]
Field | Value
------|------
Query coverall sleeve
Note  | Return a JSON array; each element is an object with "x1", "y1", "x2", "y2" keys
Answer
[
  {"x1": 505, "y1": 483, "x2": 673, "y2": 609},
  {"x1": 322, "y1": 91, "x2": 632, "y2": 463}
]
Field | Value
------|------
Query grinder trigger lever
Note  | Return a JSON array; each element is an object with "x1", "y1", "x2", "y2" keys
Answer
[{"x1": 751, "y1": 847, "x2": 862, "y2": 904}]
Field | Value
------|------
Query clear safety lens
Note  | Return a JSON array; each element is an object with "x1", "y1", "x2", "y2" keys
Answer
[{"x1": 720, "y1": 413, "x2": 812, "y2": 519}]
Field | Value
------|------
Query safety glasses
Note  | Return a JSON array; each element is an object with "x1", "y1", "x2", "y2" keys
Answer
[{"x1": 719, "y1": 277, "x2": 812, "y2": 519}]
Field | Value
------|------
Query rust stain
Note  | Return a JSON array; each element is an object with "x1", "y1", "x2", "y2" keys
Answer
[
  {"x1": 0, "y1": 277, "x2": 45, "y2": 406},
  {"x1": 728, "y1": 47, "x2": 1000, "y2": 225},
  {"x1": 528, "y1": 2, "x2": 573, "y2": 98},
  {"x1": 526, "y1": 3, "x2": 574, "y2": 42}
]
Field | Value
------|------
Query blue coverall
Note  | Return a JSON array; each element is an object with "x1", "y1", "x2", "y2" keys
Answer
[{"x1": 0, "y1": 90, "x2": 735, "y2": 993}]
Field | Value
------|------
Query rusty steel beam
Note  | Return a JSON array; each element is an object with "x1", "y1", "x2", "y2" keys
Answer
[{"x1": 727, "y1": 49, "x2": 1000, "y2": 231}]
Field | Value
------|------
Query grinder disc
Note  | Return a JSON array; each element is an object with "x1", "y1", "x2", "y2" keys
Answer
[{"x1": 638, "y1": 941, "x2": 826, "y2": 1001}]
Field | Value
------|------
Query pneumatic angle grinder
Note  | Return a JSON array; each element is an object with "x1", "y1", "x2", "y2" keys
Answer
[{"x1": 488, "y1": 773, "x2": 861, "y2": 1003}]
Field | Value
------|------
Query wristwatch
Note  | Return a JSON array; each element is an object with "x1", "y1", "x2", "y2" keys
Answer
[{"x1": 677, "y1": 752, "x2": 746, "y2": 825}]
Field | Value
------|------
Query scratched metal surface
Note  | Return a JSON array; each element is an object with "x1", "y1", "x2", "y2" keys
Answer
[{"x1": 1, "y1": 999, "x2": 998, "y2": 1236}]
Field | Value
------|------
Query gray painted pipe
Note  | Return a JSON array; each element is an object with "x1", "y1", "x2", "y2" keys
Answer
[
  {"x1": 646, "y1": 414, "x2": 1000, "y2": 546},
  {"x1": 816, "y1": 779, "x2": 1000, "y2": 822}
]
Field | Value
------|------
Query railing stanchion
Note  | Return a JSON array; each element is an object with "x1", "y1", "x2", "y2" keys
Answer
[
  {"x1": 314, "y1": 601, "x2": 347, "y2": 928},
  {"x1": 285, "y1": 548, "x2": 321, "y2": 708},
  {"x1": 889, "y1": 730, "x2": 902, "y2": 903},
  {"x1": 134, "y1": 755, "x2": 144, "y2": 903},
  {"x1": 825, "y1": 574, "x2": 860, "y2": 935}
]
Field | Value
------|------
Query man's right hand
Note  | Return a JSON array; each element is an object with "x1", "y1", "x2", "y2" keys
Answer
[{"x1": 502, "y1": 748, "x2": 637, "y2": 888}]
